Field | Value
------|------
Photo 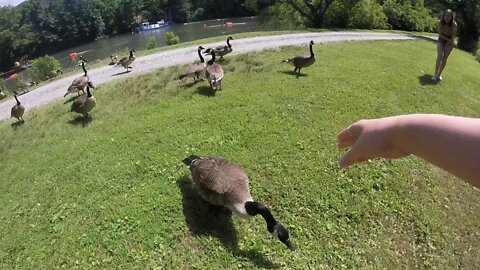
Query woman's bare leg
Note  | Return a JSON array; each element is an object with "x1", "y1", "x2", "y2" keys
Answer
[
  {"x1": 438, "y1": 44, "x2": 454, "y2": 77},
  {"x1": 434, "y1": 42, "x2": 445, "y2": 78}
]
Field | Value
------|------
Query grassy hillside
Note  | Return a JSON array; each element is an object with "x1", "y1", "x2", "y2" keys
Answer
[{"x1": 0, "y1": 40, "x2": 479, "y2": 269}]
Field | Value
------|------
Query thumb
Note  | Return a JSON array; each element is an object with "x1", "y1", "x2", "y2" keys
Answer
[{"x1": 339, "y1": 142, "x2": 367, "y2": 168}]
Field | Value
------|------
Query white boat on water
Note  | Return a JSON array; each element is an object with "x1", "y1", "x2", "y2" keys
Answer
[{"x1": 138, "y1": 20, "x2": 172, "y2": 32}]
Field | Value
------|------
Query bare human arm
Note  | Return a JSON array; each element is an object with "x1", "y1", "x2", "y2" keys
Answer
[
  {"x1": 450, "y1": 22, "x2": 458, "y2": 46},
  {"x1": 337, "y1": 114, "x2": 480, "y2": 188}
]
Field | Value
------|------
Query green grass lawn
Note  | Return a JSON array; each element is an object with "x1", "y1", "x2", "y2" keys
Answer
[{"x1": 1, "y1": 40, "x2": 479, "y2": 269}]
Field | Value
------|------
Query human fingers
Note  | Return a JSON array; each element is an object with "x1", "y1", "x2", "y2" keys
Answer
[
  {"x1": 337, "y1": 123, "x2": 362, "y2": 148},
  {"x1": 338, "y1": 139, "x2": 369, "y2": 168}
]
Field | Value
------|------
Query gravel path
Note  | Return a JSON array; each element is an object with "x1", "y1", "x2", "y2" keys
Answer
[{"x1": 0, "y1": 31, "x2": 420, "y2": 122}]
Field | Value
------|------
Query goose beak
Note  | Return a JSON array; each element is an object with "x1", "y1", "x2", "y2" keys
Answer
[
  {"x1": 284, "y1": 239, "x2": 297, "y2": 251},
  {"x1": 272, "y1": 223, "x2": 297, "y2": 251}
]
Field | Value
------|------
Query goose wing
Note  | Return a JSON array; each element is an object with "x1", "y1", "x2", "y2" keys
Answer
[
  {"x1": 69, "y1": 76, "x2": 89, "y2": 91},
  {"x1": 71, "y1": 95, "x2": 87, "y2": 112},
  {"x1": 190, "y1": 157, "x2": 251, "y2": 205},
  {"x1": 185, "y1": 63, "x2": 205, "y2": 75},
  {"x1": 11, "y1": 104, "x2": 25, "y2": 118},
  {"x1": 117, "y1": 57, "x2": 129, "y2": 67},
  {"x1": 206, "y1": 64, "x2": 224, "y2": 81}
]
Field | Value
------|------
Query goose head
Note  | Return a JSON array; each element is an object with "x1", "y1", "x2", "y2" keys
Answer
[
  {"x1": 273, "y1": 223, "x2": 297, "y2": 251},
  {"x1": 87, "y1": 81, "x2": 96, "y2": 89}
]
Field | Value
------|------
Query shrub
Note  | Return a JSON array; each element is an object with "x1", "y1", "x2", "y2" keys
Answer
[
  {"x1": 166, "y1": 32, "x2": 180, "y2": 45},
  {"x1": 146, "y1": 36, "x2": 158, "y2": 50},
  {"x1": 30, "y1": 55, "x2": 62, "y2": 82},
  {"x1": 476, "y1": 49, "x2": 480, "y2": 63},
  {"x1": 348, "y1": 0, "x2": 388, "y2": 29}
]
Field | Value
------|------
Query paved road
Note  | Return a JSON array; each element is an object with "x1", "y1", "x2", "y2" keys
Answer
[{"x1": 0, "y1": 31, "x2": 422, "y2": 122}]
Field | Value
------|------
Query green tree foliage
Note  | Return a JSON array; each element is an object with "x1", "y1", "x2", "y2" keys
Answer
[
  {"x1": 30, "y1": 55, "x2": 62, "y2": 82},
  {"x1": 383, "y1": 0, "x2": 436, "y2": 32},
  {"x1": 273, "y1": 0, "x2": 336, "y2": 28},
  {"x1": 146, "y1": 36, "x2": 158, "y2": 50},
  {"x1": 348, "y1": 0, "x2": 388, "y2": 29}
]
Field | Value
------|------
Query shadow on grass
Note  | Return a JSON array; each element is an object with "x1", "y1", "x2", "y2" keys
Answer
[
  {"x1": 68, "y1": 115, "x2": 93, "y2": 127},
  {"x1": 217, "y1": 58, "x2": 231, "y2": 64},
  {"x1": 63, "y1": 95, "x2": 82, "y2": 104},
  {"x1": 418, "y1": 74, "x2": 439, "y2": 86},
  {"x1": 280, "y1": 70, "x2": 308, "y2": 78},
  {"x1": 196, "y1": 85, "x2": 216, "y2": 97},
  {"x1": 177, "y1": 176, "x2": 277, "y2": 269},
  {"x1": 111, "y1": 70, "x2": 131, "y2": 77},
  {"x1": 11, "y1": 120, "x2": 25, "y2": 128},
  {"x1": 181, "y1": 79, "x2": 203, "y2": 89}
]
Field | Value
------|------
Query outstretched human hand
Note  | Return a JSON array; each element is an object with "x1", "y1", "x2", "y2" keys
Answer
[{"x1": 337, "y1": 117, "x2": 410, "y2": 168}]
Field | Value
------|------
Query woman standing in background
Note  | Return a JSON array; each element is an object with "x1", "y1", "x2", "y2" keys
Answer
[{"x1": 432, "y1": 9, "x2": 457, "y2": 81}]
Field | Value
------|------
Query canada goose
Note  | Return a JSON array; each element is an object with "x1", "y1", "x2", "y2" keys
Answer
[
  {"x1": 282, "y1": 40, "x2": 316, "y2": 76},
  {"x1": 46, "y1": 69, "x2": 63, "y2": 79},
  {"x1": 11, "y1": 95, "x2": 25, "y2": 122},
  {"x1": 204, "y1": 48, "x2": 224, "y2": 91},
  {"x1": 75, "y1": 56, "x2": 88, "y2": 69},
  {"x1": 18, "y1": 81, "x2": 36, "y2": 92},
  {"x1": 64, "y1": 61, "x2": 90, "y2": 97},
  {"x1": 70, "y1": 82, "x2": 96, "y2": 117},
  {"x1": 213, "y1": 36, "x2": 233, "y2": 60},
  {"x1": 182, "y1": 155, "x2": 297, "y2": 251},
  {"x1": 178, "y1": 46, "x2": 206, "y2": 82},
  {"x1": 117, "y1": 49, "x2": 136, "y2": 72},
  {"x1": 26, "y1": 81, "x2": 37, "y2": 87},
  {"x1": 109, "y1": 53, "x2": 118, "y2": 65}
]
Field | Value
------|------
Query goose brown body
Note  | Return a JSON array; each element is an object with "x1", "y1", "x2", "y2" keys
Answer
[
  {"x1": 65, "y1": 62, "x2": 89, "y2": 97},
  {"x1": 213, "y1": 36, "x2": 233, "y2": 59},
  {"x1": 71, "y1": 84, "x2": 96, "y2": 117},
  {"x1": 178, "y1": 46, "x2": 206, "y2": 81},
  {"x1": 283, "y1": 40, "x2": 316, "y2": 75},
  {"x1": 11, "y1": 95, "x2": 25, "y2": 122},
  {"x1": 118, "y1": 50, "x2": 136, "y2": 71},
  {"x1": 188, "y1": 157, "x2": 253, "y2": 215},
  {"x1": 204, "y1": 49, "x2": 224, "y2": 91}
]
